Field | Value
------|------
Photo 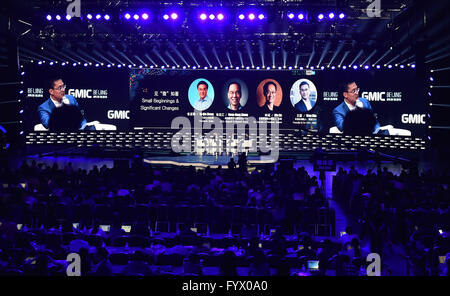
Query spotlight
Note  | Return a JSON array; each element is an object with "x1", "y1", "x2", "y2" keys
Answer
[
  {"x1": 258, "y1": 14, "x2": 265, "y2": 20},
  {"x1": 353, "y1": 65, "x2": 358, "y2": 69},
  {"x1": 376, "y1": 65, "x2": 381, "y2": 69},
  {"x1": 288, "y1": 66, "x2": 293, "y2": 70},
  {"x1": 107, "y1": 64, "x2": 112, "y2": 68},
  {"x1": 133, "y1": 14, "x2": 139, "y2": 20},
  {"x1": 46, "y1": 15, "x2": 52, "y2": 21},
  {"x1": 49, "y1": 62, "x2": 54, "y2": 66},
  {"x1": 142, "y1": 13, "x2": 149, "y2": 20},
  {"x1": 124, "y1": 13, "x2": 131, "y2": 20},
  {"x1": 429, "y1": 77, "x2": 434, "y2": 81},
  {"x1": 224, "y1": 66, "x2": 228, "y2": 69},
  {"x1": 182, "y1": 66, "x2": 186, "y2": 69},
  {"x1": 104, "y1": 14, "x2": 110, "y2": 20},
  {"x1": 205, "y1": 66, "x2": 209, "y2": 69},
  {"x1": 38, "y1": 61, "x2": 42, "y2": 65},
  {"x1": 117, "y1": 64, "x2": 122, "y2": 68},
  {"x1": 388, "y1": 65, "x2": 393, "y2": 68},
  {"x1": 72, "y1": 62, "x2": 77, "y2": 66},
  {"x1": 20, "y1": 71, "x2": 25, "y2": 75},
  {"x1": 328, "y1": 12, "x2": 335, "y2": 19},
  {"x1": 321, "y1": 66, "x2": 325, "y2": 70},
  {"x1": 331, "y1": 66, "x2": 336, "y2": 70},
  {"x1": 318, "y1": 14, "x2": 324, "y2": 20},
  {"x1": 217, "y1": 13, "x2": 224, "y2": 20},
  {"x1": 209, "y1": 14, "x2": 215, "y2": 20},
  {"x1": 238, "y1": 14, "x2": 245, "y2": 20},
  {"x1": 95, "y1": 14, "x2": 101, "y2": 20},
  {"x1": 171, "y1": 13, "x2": 178, "y2": 20},
  {"x1": 298, "y1": 13, "x2": 305, "y2": 20},
  {"x1": 400, "y1": 65, "x2": 405, "y2": 69},
  {"x1": 20, "y1": 131, "x2": 24, "y2": 135},
  {"x1": 411, "y1": 64, "x2": 416, "y2": 68},
  {"x1": 87, "y1": 14, "x2": 93, "y2": 20},
  {"x1": 95, "y1": 63, "x2": 99, "y2": 67},
  {"x1": 163, "y1": 14, "x2": 169, "y2": 20},
  {"x1": 66, "y1": 14, "x2": 72, "y2": 21},
  {"x1": 83, "y1": 63, "x2": 88, "y2": 67},
  {"x1": 19, "y1": 90, "x2": 24, "y2": 94},
  {"x1": 61, "y1": 62, "x2": 66, "y2": 66},
  {"x1": 248, "y1": 13, "x2": 255, "y2": 20},
  {"x1": 288, "y1": 13, "x2": 294, "y2": 19},
  {"x1": 20, "y1": 110, "x2": 24, "y2": 114},
  {"x1": 339, "y1": 13, "x2": 345, "y2": 19},
  {"x1": 55, "y1": 15, "x2": 61, "y2": 21},
  {"x1": 200, "y1": 13, "x2": 207, "y2": 20},
  {"x1": 342, "y1": 66, "x2": 347, "y2": 69}
]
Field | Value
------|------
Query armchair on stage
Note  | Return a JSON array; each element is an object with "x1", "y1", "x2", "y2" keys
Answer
[
  {"x1": 194, "y1": 137, "x2": 255, "y2": 155},
  {"x1": 329, "y1": 125, "x2": 411, "y2": 136},
  {"x1": 34, "y1": 121, "x2": 117, "y2": 131}
]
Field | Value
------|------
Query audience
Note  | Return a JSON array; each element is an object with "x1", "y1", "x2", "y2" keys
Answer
[{"x1": 0, "y1": 159, "x2": 448, "y2": 276}]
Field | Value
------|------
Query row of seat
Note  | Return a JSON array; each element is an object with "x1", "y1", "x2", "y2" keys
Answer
[{"x1": 5, "y1": 202, "x2": 335, "y2": 236}]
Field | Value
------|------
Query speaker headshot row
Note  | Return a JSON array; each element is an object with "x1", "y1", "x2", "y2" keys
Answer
[{"x1": 188, "y1": 78, "x2": 317, "y2": 112}]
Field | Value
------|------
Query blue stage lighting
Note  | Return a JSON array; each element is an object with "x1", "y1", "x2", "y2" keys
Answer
[
  {"x1": 209, "y1": 14, "x2": 215, "y2": 20},
  {"x1": 217, "y1": 13, "x2": 224, "y2": 20},
  {"x1": 133, "y1": 14, "x2": 139, "y2": 20},
  {"x1": 171, "y1": 13, "x2": 178, "y2": 20},
  {"x1": 238, "y1": 14, "x2": 245, "y2": 20},
  {"x1": 66, "y1": 14, "x2": 72, "y2": 21},
  {"x1": 288, "y1": 13, "x2": 294, "y2": 19},
  {"x1": 318, "y1": 14, "x2": 324, "y2": 20},
  {"x1": 104, "y1": 14, "x2": 110, "y2": 20},
  {"x1": 86, "y1": 14, "x2": 93, "y2": 20},
  {"x1": 298, "y1": 13, "x2": 305, "y2": 20},
  {"x1": 339, "y1": 13, "x2": 345, "y2": 19},
  {"x1": 200, "y1": 13, "x2": 207, "y2": 20},
  {"x1": 96, "y1": 14, "x2": 101, "y2": 20},
  {"x1": 55, "y1": 15, "x2": 61, "y2": 21},
  {"x1": 142, "y1": 13, "x2": 149, "y2": 20},
  {"x1": 46, "y1": 15, "x2": 52, "y2": 21},
  {"x1": 329, "y1": 12, "x2": 335, "y2": 19},
  {"x1": 258, "y1": 14, "x2": 265, "y2": 20},
  {"x1": 248, "y1": 13, "x2": 255, "y2": 20},
  {"x1": 124, "y1": 13, "x2": 131, "y2": 20}
]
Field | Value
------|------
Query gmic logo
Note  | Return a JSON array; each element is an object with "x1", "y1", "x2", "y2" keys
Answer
[
  {"x1": 361, "y1": 92, "x2": 386, "y2": 101},
  {"x1": 68, "y1": 89, "x2": 92, "y2": 99},
  {"x1": 108, "y1": 110, "x2": 130, "y2": 120},
  {"x1": 401, "y1": 114, "x2": 426, "y2": 124}
]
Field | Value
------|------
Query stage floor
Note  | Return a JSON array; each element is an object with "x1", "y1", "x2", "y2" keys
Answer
[{"x1": 143, "y1": 154, "x2": 277, "y2": 168}]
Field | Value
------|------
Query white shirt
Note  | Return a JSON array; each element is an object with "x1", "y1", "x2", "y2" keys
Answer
[
  {"x1": 51, "y1": 96, "x2": 70, "y2": 108},
  {"x1": 344, "y1": 100, "x2": 357, "y2": 111},
  {"x1": 302, "y1": 97, "x2": 313, "y2": 111}
]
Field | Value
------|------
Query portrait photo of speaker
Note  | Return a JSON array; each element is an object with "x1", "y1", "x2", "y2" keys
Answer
[
  {"x1": 223, "y1": 79, "x2": 249, "y2": 111},
  {"x1": 256, "y1": 79, "x2": 283, "y2": 112},
  {"x1": 290, "y1": 79, "x2": 318, "y2": 112},
  {"x1": 37, "y1": 77, "x2": 87, "y2": 130},
  {"x1": 188, "y1": 79, "x2": 214, "y2": 111},
  {"x1": 332, "y1": 81, "x2": 381, "y2": 134}
]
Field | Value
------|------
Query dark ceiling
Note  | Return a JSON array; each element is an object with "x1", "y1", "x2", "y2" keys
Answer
[{"x1": 2, "y1": 0, "x2": 448, "y2": 70}]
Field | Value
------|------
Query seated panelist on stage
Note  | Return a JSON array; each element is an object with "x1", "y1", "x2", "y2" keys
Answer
[
  {"x1": 332, "y1": 81, "x2": 381, "y2": 134},
  {"x1": 38, "y1": 78, "x2": 87, "y2": 130}
]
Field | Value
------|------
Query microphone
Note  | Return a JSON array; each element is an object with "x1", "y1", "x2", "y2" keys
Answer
[{"x1": 355, "y1": 99, "x2": 364, "y2": 109}]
